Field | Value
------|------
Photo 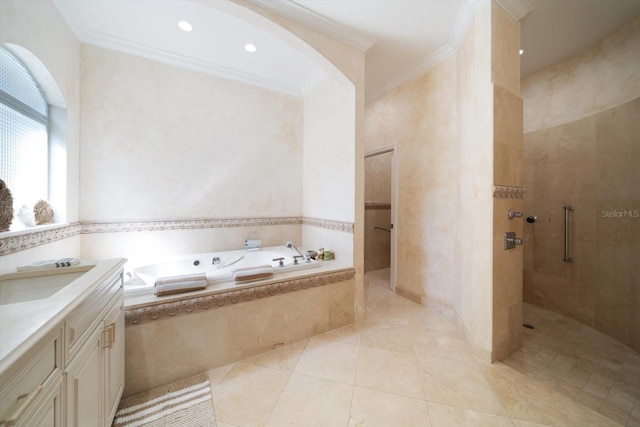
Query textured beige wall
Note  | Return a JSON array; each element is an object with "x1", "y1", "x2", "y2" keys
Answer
[
  {"x1": 454, "y1": 1, "x2": 494, "y2": 360},
  {"x1": 522, "y1": 17, "x2": 640, "y2": 133},
  {"x1": 0, "y1": 0, "x2": 82, "y2": 269},
  {"x1": 301, "y1": 77, "x2": 355, "y2": 265},
  {"x1": 490, "y1": 4, "x2": 523, "y2": 362},
  {"x1": 523, "y1": 98, "x2": 640, "y2": 352},
  {"x1": 522, "y1": 16, "x2": 640, "y2": 352},
  {"x1": 80, "y1": 45, "x2": 303, "y2": 222},
  {"x1": 365, "y1": 56, "x2": 458, "y2": 307}
]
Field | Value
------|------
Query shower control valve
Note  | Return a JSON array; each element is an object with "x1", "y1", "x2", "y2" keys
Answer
[
  {"x1": 504, "y1": 232, "x2": 523, "y2": 250},
  {"x1": 507, "y1": 210, "x2": 523, "y2": 220}
]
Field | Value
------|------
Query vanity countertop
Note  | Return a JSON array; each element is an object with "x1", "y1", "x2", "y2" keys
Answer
[{"x1": 0, "y1": 257, "x2": 126, "y2": 374}]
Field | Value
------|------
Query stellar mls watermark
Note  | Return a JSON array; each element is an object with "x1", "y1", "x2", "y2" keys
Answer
[{"x1": 601, "y1": 209, "x2": 639, "y2": 218}]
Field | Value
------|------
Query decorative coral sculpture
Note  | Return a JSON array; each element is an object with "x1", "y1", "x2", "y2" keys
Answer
[
  {"x1": 0, "y1": 179, "x2": 13, "y2": 232},
  {"x1": 34, "y1": 199, "x2": 53, "y2": 225}
]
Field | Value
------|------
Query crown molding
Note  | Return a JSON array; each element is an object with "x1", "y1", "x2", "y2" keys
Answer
[
  {"x1": 83, "y1": 32, "x2": 303, "y2": 97},
  {"x1": 53, "y1": 0, "x2": 303, "y2": 98},
  {"x1": 494, "y1": 0, "x2": 533, "y2": 21},
  {"x1": 245, "y1": 0, "x2": 376, "y2": 52},
  {"x1": 366, "y1": 44, "x2": 456, "y2": 103},
  {"x1": 450, "y1": 0, "x2": 485, "y2": 51}
]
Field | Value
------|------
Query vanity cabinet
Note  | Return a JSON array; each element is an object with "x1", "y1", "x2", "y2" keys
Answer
[
  {"x1": 0, "y1": 261, "x2": 125, "y2": 427},
  {"x1": 64, "y1": 269, "x2": 124, "y2": 427},
  {"x1": 0, "y1": 329, "x2": 63, "y2": 427}
]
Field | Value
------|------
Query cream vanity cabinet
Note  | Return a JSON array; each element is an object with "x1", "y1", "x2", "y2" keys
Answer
[
  {"x1": 64, "y1": 268, "x2": 125, "y2": 427},
  {"x1": 0, "y1": 260, "x2": 125, "y2": 427}
]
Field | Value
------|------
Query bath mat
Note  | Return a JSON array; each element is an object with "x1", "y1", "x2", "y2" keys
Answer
[{"x1": 113, "y1": 374, "x2": 216, "y2": 427}]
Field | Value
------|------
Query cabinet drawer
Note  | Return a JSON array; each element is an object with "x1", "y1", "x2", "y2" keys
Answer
[
  {"x1": 0, "y1": 329, "x2": 61, "y2": 426},
  {"x1": 65, "y1": 271, "x2": 123, "y2": 362}
]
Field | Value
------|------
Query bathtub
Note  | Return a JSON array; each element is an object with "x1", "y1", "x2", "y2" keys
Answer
[{"x1": 125, "y1": 245, "x2": 320, "y2": 297}]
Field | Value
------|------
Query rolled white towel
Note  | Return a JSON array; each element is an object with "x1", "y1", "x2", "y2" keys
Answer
[
  {"x1": 154, "y1": 273, "x2": 208, "y2": 296},
  {"x1": 17, "y1": 257, "x2": 81, "y2": 272},
  {"x1": 233, "y1": 265, "x2": 273, "y2": 283}
]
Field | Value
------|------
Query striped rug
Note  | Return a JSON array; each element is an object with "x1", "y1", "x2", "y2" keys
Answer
[{"x1": 113, "y1": 374, "x2": 216, "y2": 427}]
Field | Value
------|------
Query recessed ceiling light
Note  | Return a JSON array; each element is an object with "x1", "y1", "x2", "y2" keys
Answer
[
  {"x1": 244, "y1": 43, "x2": 257, "y2": 53},
  {"x1": 519, "y1": 49, "x2": 524, "y2": 55},
  {"x1": 178, "y1": 21, "x2": 193, "y2": 32}
]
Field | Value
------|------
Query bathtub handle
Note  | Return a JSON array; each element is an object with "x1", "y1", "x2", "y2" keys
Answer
[
  {"x1": 293, "y1": 255, "x2": 304, "y2": 265},
  {"x1": 272, "y1": 257, "x2": 285, "y2": 267}
]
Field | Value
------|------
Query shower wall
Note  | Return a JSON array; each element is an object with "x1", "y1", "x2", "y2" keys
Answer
[
  {"x1": 522, "y1": 17, "x2": 640, "y2": 352},
  {"x1": 364, "y1": 152, "x2": 391, "y2": 272}
]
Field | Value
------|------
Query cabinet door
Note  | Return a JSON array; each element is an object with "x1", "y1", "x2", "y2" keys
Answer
[
  {"x1": 20, "y1": 376, "x2": 64, "y2": 427},
  {"x1": 103, "y1": 295, "x2": 125, "y2": 426},
  {"x1": 66, "y1": 325, "x2": 102, "y2": 427}
]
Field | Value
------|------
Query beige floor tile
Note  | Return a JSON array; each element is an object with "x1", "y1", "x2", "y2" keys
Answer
[
  {"x1": 348, "y1": 387, "x2": 431, "y2": 427},
  {"x1": 599, "y1": 400, "x2": 631, "y2": 426},
  {"x1": 360, "y1": 320, "x2": 417, "y2": 353},
  {"x1": 207, "y1": 363, "x2": 235, "y2": 387},
  {"x1": 293, "y1": 337, "x2": 359, "y2": 384},
  {"x1": 413, "y1": 329, "x2": 476, "y2": 363},
  {"x1": 216, "y1": 422, "x2": 239, "y2": 427},
  {"x1": 212, "y1": 362, "x2": 290, "y2": 427},
  {"x1": 484, "y1": 362, "x2": 619, "y2": 427},
  {"x1": 426, "y1": 402, "x2": 513, "y2": 427},
  {"x1": 355, "y1": 345, "x2": 424, "y2": 399},
  {"x1": 244, "y1": 340, "x2": 308, "y2": 372},
  {"x1": 316, "y1": 322, "x2": 363, "y2": 346},
  {"x1": 510, "y1": 420, "x2": 555, "y2": 427},
  {"x1": 265, "y1": 373, "x2": 353, "y2": 427},
  {"x1": 575, "y1": 389, "x2": 604, "y2": 412},
  {"x1": 418, "y1": 355, "x2": 507, "y2": 416}
]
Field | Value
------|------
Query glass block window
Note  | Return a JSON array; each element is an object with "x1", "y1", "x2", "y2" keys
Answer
[{"x1": 0, "y1": 46, "x2": 49, "y2": 215}]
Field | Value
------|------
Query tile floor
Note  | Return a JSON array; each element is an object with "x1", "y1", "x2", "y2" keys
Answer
[
  {"x1": 200, "y1": 269, "x2": 631, "y2": 426},
  {"x1": 506, "y1": 303, "x2": 640, "y2": 426}
]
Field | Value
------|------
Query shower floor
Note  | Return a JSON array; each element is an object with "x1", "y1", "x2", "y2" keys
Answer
[{"x1": 505, "y1": 303, "x2": 640, "y2": 426}]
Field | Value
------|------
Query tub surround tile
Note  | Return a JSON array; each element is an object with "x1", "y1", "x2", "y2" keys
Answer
[{"x1": 125, "y1": 269, "x2": 355, "y2": 325}]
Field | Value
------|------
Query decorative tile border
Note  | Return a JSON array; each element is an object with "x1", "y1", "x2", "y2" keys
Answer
[
  {"x1": 365, "y1": 203, "x2": 391, "y2": 210},
  {"x1": 493, "y1": 185, "x2": 525, "y2": 199},
  {"x1": 0, "y1": 216, "x2": 355, "y2": 255},
  {"x1": 125, "y1": 269, "x2": 355, "y2": 326},
  {"x1": 302, "y1": 217, "x2": 354, "y2": 233},
  {"x1": 0, "y1": 223, "x2": 81, "y2": 256},
  {"x1": 80, "y1": 217, "x2": 303, "y2": 234}
]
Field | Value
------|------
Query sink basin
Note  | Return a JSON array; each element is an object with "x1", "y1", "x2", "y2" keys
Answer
[{"x1": 0, "y1": 266, "x2": 94, "y2": 305}]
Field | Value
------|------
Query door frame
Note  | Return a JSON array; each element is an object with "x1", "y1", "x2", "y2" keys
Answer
[{"x1": 364, "y1": 145, "x2": 397, "y2": 290}]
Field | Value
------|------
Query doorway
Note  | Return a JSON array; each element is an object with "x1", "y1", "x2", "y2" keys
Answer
[{"x1": 364, "y1": 145, "x2": 397, "y2": 290}]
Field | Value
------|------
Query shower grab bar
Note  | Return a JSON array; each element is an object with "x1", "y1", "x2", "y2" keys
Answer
[
  {"x1": 374, "y1": 226, "x2": 391, "y2": 232},
  {"x1": 563, "y1": 205, "x2": 575, "y2": 263}
]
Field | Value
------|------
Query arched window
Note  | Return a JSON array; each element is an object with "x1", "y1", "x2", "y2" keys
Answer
[{"x1": 0, "y1": 46, "x2": 49, "y2": 229}]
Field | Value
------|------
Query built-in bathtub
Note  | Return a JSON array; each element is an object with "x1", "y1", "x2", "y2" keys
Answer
[
  {"x1": 125, "y1": 245, "x2": 320, "y2": 298},
  {"x1": 122, "y1": 245, "x2": 355, "y2": 396}
]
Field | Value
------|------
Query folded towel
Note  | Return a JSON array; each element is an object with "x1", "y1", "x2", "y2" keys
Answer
[
  {"x1": 154, "y1": 273, "x2": 208, "y2": 296},
  {"x1": 17, "y1": 257, "x2": 81, "y2": 272},
  {"x1": 233, "y1": 265, "x2": 273, "y2": 283}
]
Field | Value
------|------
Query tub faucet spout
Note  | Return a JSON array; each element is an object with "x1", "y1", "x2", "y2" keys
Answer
[{"x1": 285, "y1": 241, "x2": 306, "y2": 260}]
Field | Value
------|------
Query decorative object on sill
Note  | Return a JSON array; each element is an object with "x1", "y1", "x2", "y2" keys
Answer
[
  {"x1": 17, "y1": 204, "x2": 35, "y2": 226},
  {"x1": 34, "y1": 199, "x2": 53, "y2": 225},
  {"x1": 0, "y1": 179, "x2": 13, "y2": 232}
]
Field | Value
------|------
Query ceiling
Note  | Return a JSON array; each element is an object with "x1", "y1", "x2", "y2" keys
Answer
[{"x1": 53, "y1": 0, "x2": 640, "y2": 102}]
